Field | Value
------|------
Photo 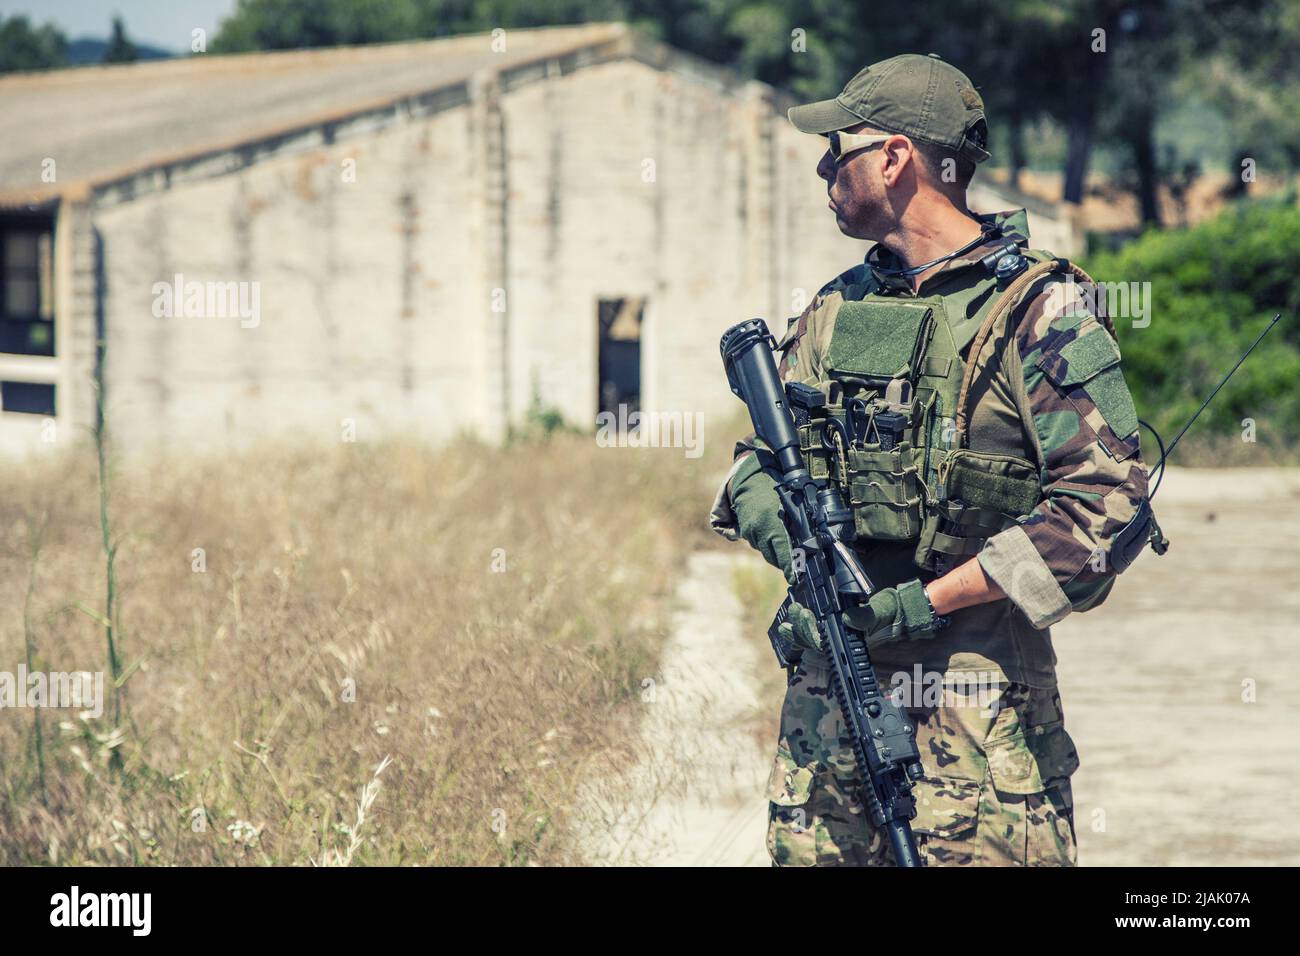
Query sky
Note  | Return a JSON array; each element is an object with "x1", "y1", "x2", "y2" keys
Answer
[{"x1": 0, "y1": 0, "x2": 237, "y2": 52}]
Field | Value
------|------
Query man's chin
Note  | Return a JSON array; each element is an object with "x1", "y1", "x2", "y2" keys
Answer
[
  {"x1": 832, "y1": 211, "x2": 860, "y2": 238},
  {"x1": 831, "y1": 208, "x2": 872, "y2": 241}
]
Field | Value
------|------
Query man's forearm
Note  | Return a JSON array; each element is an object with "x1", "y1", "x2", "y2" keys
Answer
[{"x1": 924, "y1": 556, "x2": 1006, "y2": 616}]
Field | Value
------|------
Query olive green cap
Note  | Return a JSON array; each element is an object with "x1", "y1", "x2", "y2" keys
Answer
[{"x1": 788, "y1": 53, "x2": 991, "y2": 164}]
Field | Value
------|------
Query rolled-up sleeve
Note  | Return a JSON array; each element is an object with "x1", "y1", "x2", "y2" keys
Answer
[{"x1": 977, "y1": 282, "x2": 1150, "y2": 628}]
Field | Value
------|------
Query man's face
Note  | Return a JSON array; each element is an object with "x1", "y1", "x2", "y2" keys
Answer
[{"x1": 816, "y1": 123, "x2": 900, "y2": 241}]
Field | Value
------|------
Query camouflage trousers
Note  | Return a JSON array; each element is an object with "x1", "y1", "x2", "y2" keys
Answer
[{"x1": 766, "y1": 652, "x2": 1080, "y2": 867}]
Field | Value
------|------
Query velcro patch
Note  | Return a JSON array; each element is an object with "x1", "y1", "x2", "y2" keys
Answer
[
  {"x1": 1040, "y1": 325, "x2": 1140, "y2": 444},
  {"x1": 827, "y1": 301, "x2": 933, "y2": 381}
]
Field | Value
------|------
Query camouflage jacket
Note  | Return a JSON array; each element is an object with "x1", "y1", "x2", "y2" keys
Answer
[{"x1": 712, "y1": 209, "x2": 1150, "y2": 685}]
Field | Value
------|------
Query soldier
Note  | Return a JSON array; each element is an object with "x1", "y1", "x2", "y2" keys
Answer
[{"x1": 710, "y1": 54, "x2": 1151, "y2": 866}]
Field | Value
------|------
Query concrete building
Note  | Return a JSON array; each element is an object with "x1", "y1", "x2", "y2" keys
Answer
[{"x1": 0, "y1": 22, "x2": 1072, "y2": 457}]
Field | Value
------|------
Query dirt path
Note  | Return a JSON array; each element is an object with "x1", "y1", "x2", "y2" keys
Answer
[
  {"x1": 1053, "y1": 466, "x2": 1300, "y2": 865},
  {"x1": 582, "y1": 466, "x2": 1300, "y2": 866},
  {"x1": 577, "y1": 551, "x2": 772, "y2": 866}
]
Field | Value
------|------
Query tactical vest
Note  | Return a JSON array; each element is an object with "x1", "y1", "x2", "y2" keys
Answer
[{"x1": 794, "y1": 252, "x2": 1115, "y2": 585}]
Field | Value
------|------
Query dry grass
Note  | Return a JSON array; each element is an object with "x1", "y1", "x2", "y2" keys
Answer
[
  {"x1": 0, "y1": 430, "x2": 718, "y2": 866},
  {"x1": 730, "y1": 558, "x2": 788, "y2": 754}
]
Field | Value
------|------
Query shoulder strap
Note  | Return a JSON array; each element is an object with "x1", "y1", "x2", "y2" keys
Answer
[{"x1": 954, "y1": 258, "x2": 1116, "y2": 445}]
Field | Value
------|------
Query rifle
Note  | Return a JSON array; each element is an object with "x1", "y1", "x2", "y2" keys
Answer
[{"x1": 720, "y1": 318, "x2": 925, "y2": 868}]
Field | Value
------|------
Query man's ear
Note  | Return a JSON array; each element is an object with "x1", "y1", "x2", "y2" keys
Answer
[{"x1": 879, "y1": 134, "x2": 916, "y2": 188}]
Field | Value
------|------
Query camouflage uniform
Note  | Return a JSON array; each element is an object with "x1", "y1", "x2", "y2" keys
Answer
[
  {"x1": 713, "y1": 209, "x2": 1147, "y2": 866},
  {"x1": 768, "y1": 663, "x2": 1079, "y2": 867}
]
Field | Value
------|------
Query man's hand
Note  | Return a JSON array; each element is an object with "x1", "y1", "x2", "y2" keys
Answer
[
  {"x1": 777, "y1": 579, "x2": 947, "y2": 655},
  {"x1": 730, "y1": 453, "x2": 793, "y2": 577},
  {"x1": 777, "y1": 600, "x2": 822, "y2": 653},
  {"x1": 844, "y1": 579, "x2": 947, "y2": 644}
]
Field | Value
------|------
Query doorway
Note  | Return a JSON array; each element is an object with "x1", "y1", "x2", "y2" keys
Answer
[{"x1": 597, "y1": 297, "x2": 644, "y2": 422}]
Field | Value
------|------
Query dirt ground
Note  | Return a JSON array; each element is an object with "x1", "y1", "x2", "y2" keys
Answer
[
  {"x1": 585, "y1": 466, "x2": 1300, "y2": 866},
  {"x1": 574, "y1": 551, "x2": 771, "y2": 866},
  {"x1": 1052, "y1": 466, "x2": 1300, "y2": 866}
]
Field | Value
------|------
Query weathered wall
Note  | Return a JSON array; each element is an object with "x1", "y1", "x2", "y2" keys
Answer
[
  {"x1": 93, "y1": 103, "x2": 483, "y2": 452},
  {"x1": 90, "y1": 53, "x2": 868, "y2": 455},
  {"x1": 501, "y1": 57, "x2": 868, "y2": 441}
]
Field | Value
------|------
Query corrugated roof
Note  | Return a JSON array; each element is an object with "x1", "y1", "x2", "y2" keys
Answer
[{"x1": 0, "y1": 22, "x2": 628, "y2": 207}]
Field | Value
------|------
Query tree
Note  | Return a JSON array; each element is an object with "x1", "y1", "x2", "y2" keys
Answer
[
  {"x1": 102, "y1": 15, "x2": 139, "y2": 64},
  {"x1": 0, "y1": 15, "x2": 67, "y2": 73},
  {"x1": 214, "y1": 0, "x2": 420, "y2": 52},
  {"x1": 1095, "y1": 3, "x2": 1178, "y2": 226},
  {"x1": 1179, "y1": 0, "x2": 1300, "y2": 198}
]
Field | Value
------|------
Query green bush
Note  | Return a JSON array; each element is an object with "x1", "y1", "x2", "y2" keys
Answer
[{"x1": 1082, "y1": 199, "x2": 1300, "y2": 464}]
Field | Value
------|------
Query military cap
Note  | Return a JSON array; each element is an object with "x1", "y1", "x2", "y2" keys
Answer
[{"x1": 788, "y1": 53, "x2": 991, "y2": 164}]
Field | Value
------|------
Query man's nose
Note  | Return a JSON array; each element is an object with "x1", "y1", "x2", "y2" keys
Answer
[{"x1": 816, "y1": 149, "x2": 835, "y2": 184}]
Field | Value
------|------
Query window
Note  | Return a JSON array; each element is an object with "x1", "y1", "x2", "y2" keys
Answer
[
  {"x1": 1, "y1": 217, "x2": 56, "y2": 356},
  {"x1": 1, "y1": 381, "x2": 56, "y2": 416}
]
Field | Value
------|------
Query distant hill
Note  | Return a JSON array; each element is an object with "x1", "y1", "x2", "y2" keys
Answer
[{"x1": 66, "y1": 37, "x2": 176, "y2": 65}]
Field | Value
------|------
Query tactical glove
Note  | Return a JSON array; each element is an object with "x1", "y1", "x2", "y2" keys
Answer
[
  {"x1": 777, "y1": 579, "x2": 947, "y2": 655},
  {"x1": 844, "y1": 579, "x2": 948, "y2": 645},
  {"x1": 729, "y1": 451, "x2": 793, "y2": 578},
  {"x1": 776, "y1": 600, "x2": 822, "y2": 655}
]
